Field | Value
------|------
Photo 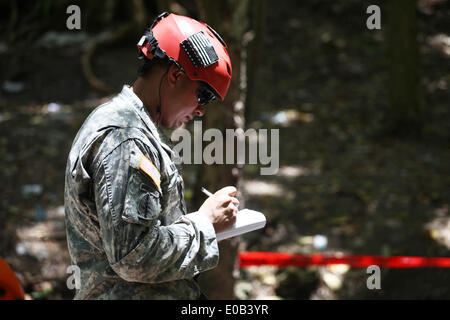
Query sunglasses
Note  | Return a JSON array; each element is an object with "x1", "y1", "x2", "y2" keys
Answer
[{"x1": 197, "y1": 82, "x2": 217, "y2": 106}]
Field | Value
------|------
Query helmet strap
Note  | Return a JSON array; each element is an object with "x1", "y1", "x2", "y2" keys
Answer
[{"x1": 156, "y1": 64, "x2": 172, "y2": 126}]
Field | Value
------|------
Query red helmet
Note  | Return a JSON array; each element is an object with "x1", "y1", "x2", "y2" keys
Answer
[
  {"x1": 137, "y1": 12, "x2": 232, "y2": 102},
  {"x1": 0, "y1": 258, "x2": 24, "y2": 300}
]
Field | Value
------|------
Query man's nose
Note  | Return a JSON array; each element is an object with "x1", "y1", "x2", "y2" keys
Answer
[{"x1": 194, "y1": 106, "x2": 206, "y2": 117}]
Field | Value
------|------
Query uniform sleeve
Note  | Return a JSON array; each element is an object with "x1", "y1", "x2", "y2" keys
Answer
[{"x1": 92, "y1": 137, "x2": 219, "y2": 284}]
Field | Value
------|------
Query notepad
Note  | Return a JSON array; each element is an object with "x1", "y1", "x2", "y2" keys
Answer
[{"x1": 216, "y1": 209, "x2": 266, "y2": 241}]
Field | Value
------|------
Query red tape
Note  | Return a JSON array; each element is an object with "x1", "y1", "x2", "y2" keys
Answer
[{"x1": 238, "y1": 252, "x2": 450, "y2": 268}]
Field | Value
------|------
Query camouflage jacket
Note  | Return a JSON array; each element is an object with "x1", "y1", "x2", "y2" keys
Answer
[{"x1": 64, "y1": 85, "x2": 219, "y2": 299}]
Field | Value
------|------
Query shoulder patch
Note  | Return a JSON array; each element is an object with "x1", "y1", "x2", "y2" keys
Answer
[{"x1": 139, "y1": 154, "x2": 161, "y2": 189}]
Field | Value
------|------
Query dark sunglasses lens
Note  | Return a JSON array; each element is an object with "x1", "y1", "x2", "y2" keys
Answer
[{"x1": 198, "y1": 86, "x2": 216, "y2": 106}]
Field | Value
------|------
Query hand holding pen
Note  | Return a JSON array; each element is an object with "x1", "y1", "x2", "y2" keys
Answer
[{"x1": 198, "y1": 186, "x2": 239, "y2": 233}]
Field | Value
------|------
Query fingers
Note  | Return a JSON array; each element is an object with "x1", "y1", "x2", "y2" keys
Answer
[
  {"x1": 211, "y1": 189, "x2": 239, "y2": 225},
  {"x1": 229, "y1": 212, "x2": 237, "y2": 224},
  {"x1": 217, "y1": 198, "x2": 238, "y2": 219},
  {"x1": 224, "y1": 204, "x2": 237, "y2": 223},
  {"x1": 226, "y1": 199, "x2": 239, "y2": 216},
  {"x1": 218, "y1": 196, "x2": 239, "y2": 210},
  {"x1": 215, "y1": 186, "x2": 237, "y2": 197}
]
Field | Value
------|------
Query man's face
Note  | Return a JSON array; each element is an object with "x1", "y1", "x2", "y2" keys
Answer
[{"x1": 161, "y1": 66, "x2": 207, "y2": 128}]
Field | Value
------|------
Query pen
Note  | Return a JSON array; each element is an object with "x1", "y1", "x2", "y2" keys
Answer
[{"x1": 201, "y1": 187, "x2": 214, "y2": 197}]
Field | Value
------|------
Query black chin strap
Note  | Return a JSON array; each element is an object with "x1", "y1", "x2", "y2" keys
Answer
[{"x1": 156, "y1": 64, "x2": 171, "y2": 126}]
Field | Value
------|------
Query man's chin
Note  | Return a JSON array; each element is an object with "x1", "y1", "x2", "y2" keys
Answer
[
  {"x1": 172, "y1": 120, "x2": 184, "y2": 128},
  {"x1": 158, "y1": 118, "x2": 180, "y2": 129}
]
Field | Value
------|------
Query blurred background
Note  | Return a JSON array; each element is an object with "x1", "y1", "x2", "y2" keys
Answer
[{"x1": 0, "y1": 0, "x2": 449, "y2": 299}]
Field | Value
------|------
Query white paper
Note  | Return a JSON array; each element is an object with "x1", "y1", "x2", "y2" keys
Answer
[{"x1": 216, "y1": 209, "x2": 266, "y2": 241}]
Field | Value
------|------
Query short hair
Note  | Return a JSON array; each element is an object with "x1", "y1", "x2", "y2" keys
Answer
[{"x1": 138, "y1": 56, "x2": 172, "y2": 77}]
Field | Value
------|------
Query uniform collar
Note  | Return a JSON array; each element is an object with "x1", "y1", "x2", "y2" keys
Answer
[
  {"x1": 120, "y1": 85, "x2": 162, "y2": 142},
  {"x1": 120, "y1": 85, "x2": 175, "y2": 155}
]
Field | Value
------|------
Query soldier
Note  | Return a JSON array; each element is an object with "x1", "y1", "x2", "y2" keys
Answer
[{"x1": 64, "y1": 12, "x2": 238, "y2": 299}]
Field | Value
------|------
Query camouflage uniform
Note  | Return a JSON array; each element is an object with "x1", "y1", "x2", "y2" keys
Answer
[{"x1": 64, "y1": 85, "x2": 219, "y2": 299}]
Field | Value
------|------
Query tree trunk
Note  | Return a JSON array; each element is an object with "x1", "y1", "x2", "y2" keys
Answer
[
  {"x1": 386, "y1": 0, "x2": 424, "y2": 135},
  {"x1": 194, "y1": 0, "x2": 249, "y2": 300},
  {"x1": 245, "y1": 0, "x2": 267, "y2": 123}
]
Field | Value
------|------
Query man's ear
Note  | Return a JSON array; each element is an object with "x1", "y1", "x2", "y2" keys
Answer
[{"x1": 167, "y1": 64, "x2": 184, "y2": 88}]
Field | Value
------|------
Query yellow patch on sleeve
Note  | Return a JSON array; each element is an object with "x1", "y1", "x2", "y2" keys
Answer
[{"x1": 139, "y1": 154, "x2": 161, "y2": 189}]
